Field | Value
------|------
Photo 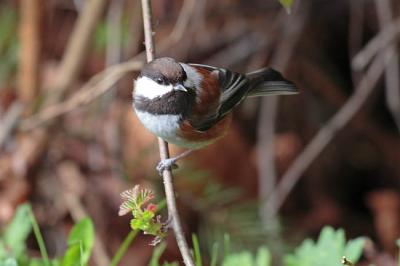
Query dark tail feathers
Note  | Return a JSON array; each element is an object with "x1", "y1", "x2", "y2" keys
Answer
[{"x1": 246, "y1": 68, "x2": 298, "y2": 97}]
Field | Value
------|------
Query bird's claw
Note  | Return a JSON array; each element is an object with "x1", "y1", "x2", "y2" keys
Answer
[
  {"x1": 163, "y1": 215, "x2": 173, "y2": 229},
  {"x1": 156, "y1": 158, "x2": 178, "y2": 175}
]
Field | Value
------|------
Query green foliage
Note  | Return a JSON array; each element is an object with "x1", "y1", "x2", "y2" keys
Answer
[
  {"x1": 2, "y1": 204, "x2": 32, "y2": 259},
  {"x1": 62, "y1": 218, "x2": 95, "y2": 266},
  {"x1": 192, "y1": 234, "x2": 202, "y2": 266},
  {"x1": 284, "y1": 226, "x2": 365, "y2": 266},
  {"x1": 0, "y1": 204, "x2": 370, "y2": 266},
  {"x1": 221, "y1": 247, "x2": 271, "y2": 266},
  {"x1": 0, "y1": 204, "x2": 95, "y2": 266},
  {"x1": 148, "y1": 242, "x2": 178, "y2": 266},
  {"x1": 119, "y1": 186, "x2": 166, "y2": 244},
  {"x1": 149, "y1": 236, "x2": 271, "y2": 266},
  {"x1": 29, "y1": 206, "x2": 50, "y2": 266},
  {"x1": 150, "y1": 227, "x2": 365, "y2": 266}
]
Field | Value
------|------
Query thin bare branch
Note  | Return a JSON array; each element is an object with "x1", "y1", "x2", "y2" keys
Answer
[
  {"x1": 0, "y1": 102, "x2": 23, "y2": 149},
  {"x1": 352, "y1": 18, "x2": 400, "y2": 70},
  {"x1": 169, "y1": 0, "x2": 196, "y2": 42},
  {"x1": 268, "y1": 49, "x2": 393, "y2": 217},
  {"x1": 257, "y1": 96, "x2": 278, "y2": 224},
  {"x1": 141, "y1": 0, "x2": 194, "y2": 265},
  {"x1": 20, "y1": 61, "x2": 143, "y2": 130},
  {"x1": 375, "y1": 0, "x2": 400, "y2": 131},
  {"x1": 53, "y1": 0, "x2": 107, "y2": 96}
]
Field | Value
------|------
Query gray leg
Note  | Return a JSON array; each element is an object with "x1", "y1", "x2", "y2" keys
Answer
[{"x1": 156, "y1": 149, "x2": 193, "y2": 175}]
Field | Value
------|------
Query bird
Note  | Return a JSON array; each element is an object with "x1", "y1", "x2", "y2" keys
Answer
[{"x1": 133, "y1": 57, "x2": 298, "y2": 174}]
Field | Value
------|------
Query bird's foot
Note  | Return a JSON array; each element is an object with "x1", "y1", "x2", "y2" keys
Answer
[
  {"x1": 163, "y1": 215, "x2": 173, "y2": 229},
  {"x1": 156, "y1": 158, "x2": 178, "y2": 175}
]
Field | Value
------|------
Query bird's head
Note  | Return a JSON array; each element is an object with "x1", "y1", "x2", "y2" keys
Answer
[{"x1": 134, "y1": 57, "x2": 189, "y2": 100}]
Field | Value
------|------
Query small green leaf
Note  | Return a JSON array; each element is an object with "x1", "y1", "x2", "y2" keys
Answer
[
  {"x1": 344, "y1": 238, "x2": 365, "y2": 262},
  {"x1": 222, "y1": 251, "x2": 253, "y2": 266},
  {"x1": 284, "y1": 226, "x2": 365, "y2": 266},
  {"x1": 3, "y1": 204, "x2": 32, "y2": 257},
  {"x1": 130, "y1": 219, "x2": 144, "y2": 230},
  {"x1": 62, "y1": 218, "x2": 94, "y2": 266},
  {"x1": 142, "y1": 211, "x2": 155, "y2": 221},
  {"x1": 210, "y1": 243, "x2": 219, "y2": 266},
  {"x1": 62, "y1": 245, "x2": 81, "y2": 266},
  {"x1": 192, "y1": 235, "x2": 202, "y2": 266},
  {"x1": 256, "y1": 247, "x2": 271, "y2": 266},
  {"x1": 223, "y1": 234, "x2": 230, "y2": 257}
]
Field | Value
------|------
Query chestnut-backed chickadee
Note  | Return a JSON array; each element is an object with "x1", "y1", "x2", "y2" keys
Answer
[{"x1": 133, "y1": 57, "x2": 298, "y2": 174}]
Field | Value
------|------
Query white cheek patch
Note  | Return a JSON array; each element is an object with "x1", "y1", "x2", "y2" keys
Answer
[
  {"x1": 180, "y1": 63, "x2": 202, "y2": 89},
  {"x1": 134, "y1": 76, "x2": 173, "y2": 99}
]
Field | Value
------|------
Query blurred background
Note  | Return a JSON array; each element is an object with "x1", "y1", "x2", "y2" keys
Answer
[{"x1": 1, "y1": 0, "x2": 400, "y2": 265}]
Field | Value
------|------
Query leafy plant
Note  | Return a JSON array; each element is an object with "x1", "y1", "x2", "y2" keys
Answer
[
  {"x1": 284, "y1": 226, "x2": 365, "y2": 266},
  {"x1": 119, "y1": 186, "x2": 166, "y2": 245},
  {"x1": 1, "y1": 204, "x2": 32, "y2": 260},
  {"x1": 221, "y1": 246, "x2": 271, "y2": 266},
  {"x1": 0, "y1": 204, "x2": 95, "y2": 266},
  {"x1": 62, "y1": 218, "x2": 95, "y2": 266},
  {"x1": 149, "y1": 226, "x2": 366, "y2": 266},
  {"x1": 149, "y1": 235, "x2": 271, "y2": 266}
]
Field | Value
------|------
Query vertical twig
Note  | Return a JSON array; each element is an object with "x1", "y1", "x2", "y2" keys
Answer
[
  {"x1": 257, "y1": 97, "x2": 278, "y2": 224},
  {"x1": 375, "y1": 0, "x2": 400, "y2": 131},
  {"x1": 258, "y1": 4, "x2": 306, "y2": 224},
  {"x1": 140, "y1": 1, "x2": 195, "y2": 266},
  {"x1": 18, "y1": 0, "x2": 41, "y2": 105},
  {"x1": 105, "y1": 0, "x2": 123, "y2": 96}
]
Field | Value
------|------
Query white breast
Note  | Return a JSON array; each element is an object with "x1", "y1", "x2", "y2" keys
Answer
[
  {"x1": 135, "y1": 109, "x2": 180, "y2": 139},
  {"x1": 134, "y1": 109, "x2": 210, "y2": 149}
]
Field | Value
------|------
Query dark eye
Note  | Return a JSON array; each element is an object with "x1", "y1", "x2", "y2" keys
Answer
[{"x1": 156, "y1": 77, "x2": 164, "y2": 84}]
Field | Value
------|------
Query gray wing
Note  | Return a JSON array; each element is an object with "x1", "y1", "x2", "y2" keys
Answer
[{"x1": 187, "y1": 64, "x2": 298, "y2": 131}]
